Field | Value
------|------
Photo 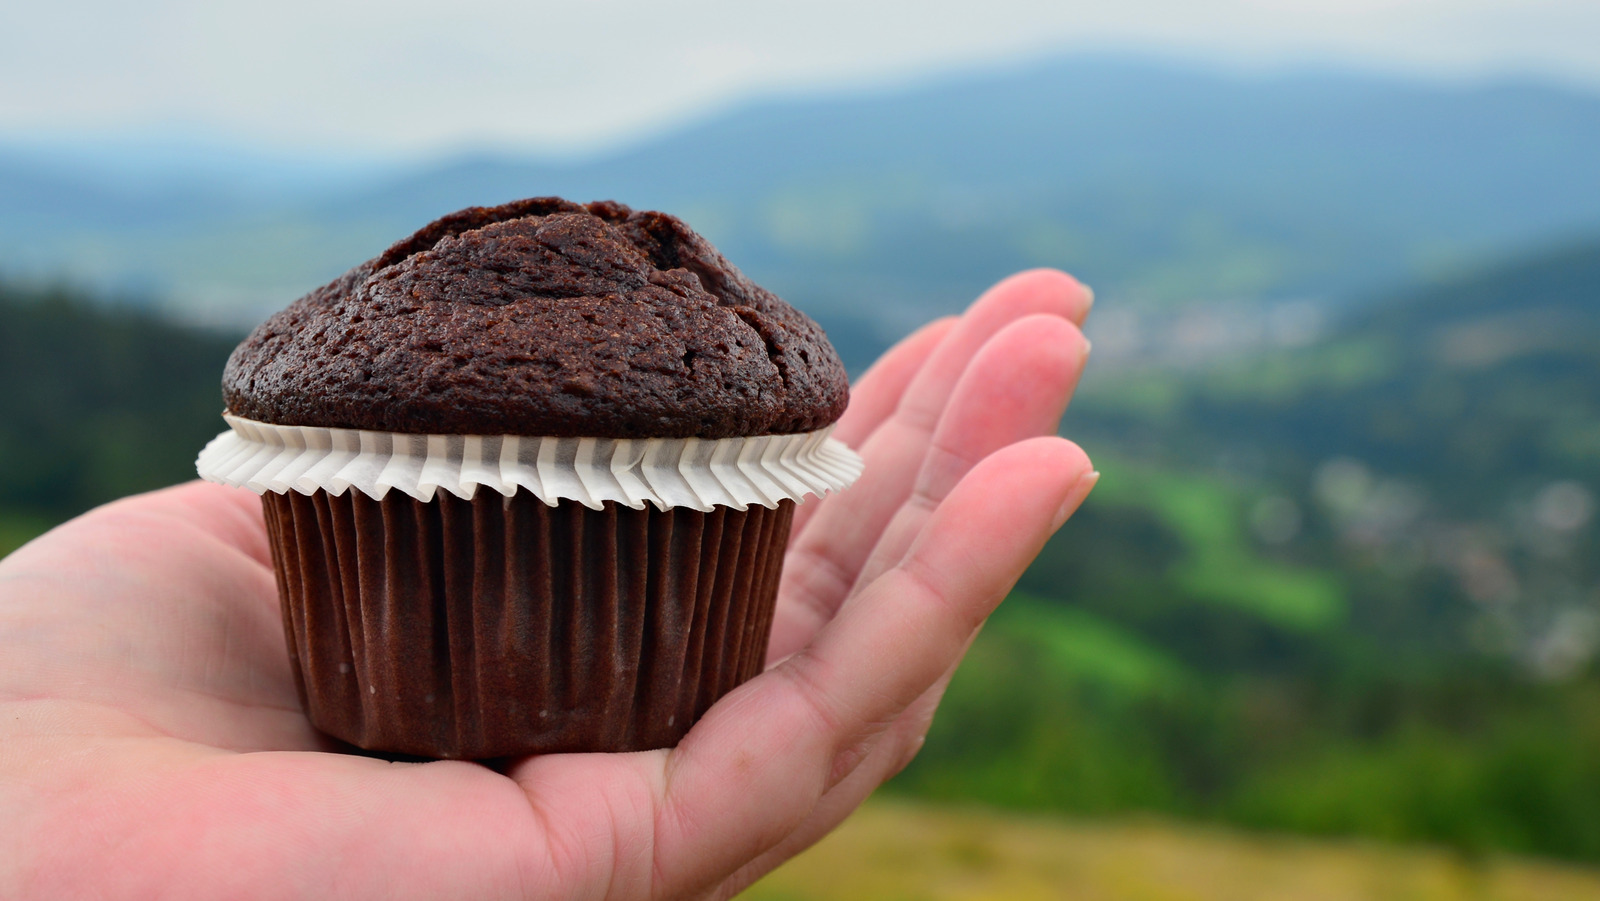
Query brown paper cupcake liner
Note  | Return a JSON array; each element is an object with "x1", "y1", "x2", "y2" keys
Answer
[{"x1": 261, "y1": 489, "x2": 794, "y2": 759}]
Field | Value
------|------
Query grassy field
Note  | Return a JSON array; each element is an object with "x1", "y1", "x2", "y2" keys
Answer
[{"x1": 745, "y1": 800, "x2": 1600, "y2": 901}]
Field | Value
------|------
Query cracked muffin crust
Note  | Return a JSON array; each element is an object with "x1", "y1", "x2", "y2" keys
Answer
[{"x1": 222, "y1": 197, "x2": 849, "y2": 438}]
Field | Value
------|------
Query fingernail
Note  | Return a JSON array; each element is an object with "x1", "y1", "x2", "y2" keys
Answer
[
  {"x1": 1083, "y1": 284, "x2": 1095, "y2": 310},
  {"x1": 1053, "y1": 470, "x2": 1100, "y2": 530},
  {"x1": 1083, "y1": 337, "x2": 1093, "y2": 358}
]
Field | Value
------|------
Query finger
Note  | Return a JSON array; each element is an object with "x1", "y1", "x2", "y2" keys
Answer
[
  {"x1": 15, "y1": 738, "x2": 559, "y2": 901},
  {"x1": 108, "y1": 481, "x2": 274, "y2": 570},
  {"x1": 851, "y1": 313, "x2": 1088, "y2": 595},
  {"x1": 0, "y1": 481, "x2": 272, "y2": 576},
  {"x1": 715, "y1": 656, "x2": 959, "y2": 898},
  {"x1": 882, "y1": 270, "x2": 1090, "y2": 444},
  {"x1": 981, "y1": 268, "x2": 1094, "y2": 327},
  {"x1": 0, "y1": 483, "x2": 304, "y2": 749},
  {"x1": 776, "y1": 271, "x2": 1092, "y2": 640},
  {"x1": 646, "y1": 437, "x2": 1095, "y2": 898},
  {"x1": 832, "y1": 316, "x2": 957, "y2": 448},
  {"x1": 790, "y1": 317, "x2": 956, "y2": 544},
  {"x1": 771, "y1": 314, "x2": 1089, "y2": 659}
]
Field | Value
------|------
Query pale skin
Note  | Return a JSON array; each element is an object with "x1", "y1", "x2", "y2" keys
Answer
[{"x1": 0, "y1": 270, "x2": 1095, "y2": 900}]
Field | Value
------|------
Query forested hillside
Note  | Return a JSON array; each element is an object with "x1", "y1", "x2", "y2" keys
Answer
[{"x1": 0, "y1": 284, "x2": 236, "y2": 552}]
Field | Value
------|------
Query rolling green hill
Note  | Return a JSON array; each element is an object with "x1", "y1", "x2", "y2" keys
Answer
[{"x1": 893, "y1": 239, "x2": 1600, "y2": 859}]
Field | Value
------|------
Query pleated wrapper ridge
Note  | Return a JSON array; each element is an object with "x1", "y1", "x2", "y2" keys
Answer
[
  {"x1": 198, "y1": 414, "x2": 862, "y2": 511},
  {"x1": 201, "y1": 415, "x2": 859, "y2": 759}
]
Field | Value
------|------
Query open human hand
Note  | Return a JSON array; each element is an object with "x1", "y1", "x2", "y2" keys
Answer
[{"x1": 0, "y1": 269, "x2": 1095, "y2": 900}]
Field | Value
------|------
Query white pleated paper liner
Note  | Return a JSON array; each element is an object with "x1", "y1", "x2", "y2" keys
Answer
[{"x1": 196, "y1": 414, "x2": 863, "y2": 512}]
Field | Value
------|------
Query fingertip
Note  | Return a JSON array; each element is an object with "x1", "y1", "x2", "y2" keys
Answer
[
  {"x1": 959, "y1": 316, "x2": 1087, "y2": 406},
  {"x1": 1008, "y1": 435, "x2": 1094, "y2": 477},
  {"x1": 974, "y1": 269, "x2": 1094, "y2": 327},
  {"x1": 914, "y1": 436, "x2": 1092, "y2": 554},
  {"x1": 854, "y1": 316, "x2": 958, "y2": 386},
  {"x1": 920, "y1": 315, "x2": 962, "y2": 338},
  {"x1": 834, "y1": 315, "x2": 963, "y2": 448},
  {"x1": 980, "y1": 437, "x2": 1096, "y2": 531},
  {"x1": 914, "y1": 319, "x2": 1090, "y2": 483},
  {"x1": 1006, "y1": 437, "x2": 1097, "y2": 530},
  {"x1": 1054, "y1": 468, "x2": 1100, "y2": 530},
  {"x1": 989, "y1": 313, "x2": 1091, "y2": 368}
]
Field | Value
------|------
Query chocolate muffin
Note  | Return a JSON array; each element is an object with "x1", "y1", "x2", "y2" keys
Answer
[
  {"x1": 198, "y1": 198, "x2": 861, "y2": 759},
  {"x1": 223, "y1": 197, "x2": 847, "y2": 438}
]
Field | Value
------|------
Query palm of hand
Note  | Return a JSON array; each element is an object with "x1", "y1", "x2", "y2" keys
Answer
[{"x1": 0, "y1": 271, "x2": 1093, "y2": 900}]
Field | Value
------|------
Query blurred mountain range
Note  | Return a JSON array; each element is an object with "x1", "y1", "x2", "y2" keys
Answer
[{"x1": 3, "y1": 55, "x2": 1599, "y2": 341}]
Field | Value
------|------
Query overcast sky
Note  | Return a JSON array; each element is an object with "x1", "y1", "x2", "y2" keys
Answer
[{"x1": 3, "y1": 0, "x2": 1599, "y2": 155}]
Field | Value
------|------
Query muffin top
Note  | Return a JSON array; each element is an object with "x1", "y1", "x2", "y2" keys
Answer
[{"x1": 222, "y1": 198, "x2": 849, "y2": 439}]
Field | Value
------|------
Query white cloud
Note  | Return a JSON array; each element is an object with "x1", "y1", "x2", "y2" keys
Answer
[{"x1": 1, "y1": 0, "x2": 1597, "y2": 153}]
